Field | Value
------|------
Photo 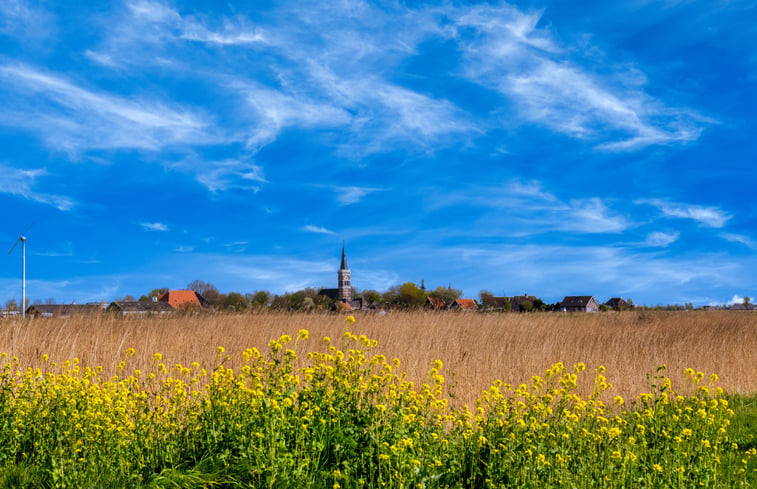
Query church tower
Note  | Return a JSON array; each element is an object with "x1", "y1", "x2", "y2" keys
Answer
[{"x1": 338, "y1": 243, "x2": 351, "y2": 302}]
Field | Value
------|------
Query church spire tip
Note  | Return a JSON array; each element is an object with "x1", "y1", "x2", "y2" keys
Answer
[{"x1": 340, "y1": 241, "x2": 348, "y2": 270}]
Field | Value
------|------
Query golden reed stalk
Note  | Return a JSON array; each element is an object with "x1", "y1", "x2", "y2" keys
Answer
[{"x1": 1, "y1": 310, "x2": 754, "y2": 407}]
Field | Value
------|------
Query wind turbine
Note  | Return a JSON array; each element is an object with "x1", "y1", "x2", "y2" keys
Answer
[{"x1": 8, "y1": 223, "x2": 33, "y2": 318}]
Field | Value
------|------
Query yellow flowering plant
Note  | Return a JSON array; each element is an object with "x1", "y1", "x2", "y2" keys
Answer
[{"x1": 0, "y1": 331, "x2": 752, "y2": 488}]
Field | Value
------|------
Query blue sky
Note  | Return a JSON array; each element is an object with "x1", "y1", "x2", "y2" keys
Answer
[{"x1": 1, "y1": 0, "x2": 755, "y2": 306}]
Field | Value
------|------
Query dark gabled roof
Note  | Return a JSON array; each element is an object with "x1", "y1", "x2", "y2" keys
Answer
[
  {"x1": 561, "y1": 296, "x2": 595, "y2": 307},
  {"x1": 489, "y1": 297, "x2": 510, "y2": 307},
  {"x1": 26, "y1": 304, "x2": 102, "y2": 316},
  {"x1": 318, "y1": 288, "x2": 339, "y2": 301},
  {"x1": 511, "y1": 295, "x2": 536, "y2": 302},
  {"x1": 108, "y1": 301, "x2": 174, "y2": 313},
  {"x1": 194, "y1": 292, "x2": 211, "y2": 308},
  {"x1": 605, "y1": 297, "x2": 628, "y2": 308}
]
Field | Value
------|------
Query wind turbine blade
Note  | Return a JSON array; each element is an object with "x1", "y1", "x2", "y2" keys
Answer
[
  {"x1": 8, "y1": 238, "x2": 20, "y2": 255},
  {"x1": 8, "y1": 222, "x2": 33, "y2": 255}
]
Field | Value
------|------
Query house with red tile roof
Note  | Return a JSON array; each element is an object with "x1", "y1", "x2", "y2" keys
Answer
[
  {"x1": 158, "y1": 290, "x2": 203, "y2": 309},
  {"x1": 425, "y1": 296, "x2": 446, "y2": 310},
  {"x1": 448, "y1": 298, "x2": 478, "y2": 311}
]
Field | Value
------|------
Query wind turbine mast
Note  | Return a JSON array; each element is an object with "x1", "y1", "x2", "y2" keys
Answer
[
  {"x1": 21, "y1": 236, "x2": 26, "y2": 319},
  {"x1": 8, "y1": 224, "x2": 32, "y2": 319}
]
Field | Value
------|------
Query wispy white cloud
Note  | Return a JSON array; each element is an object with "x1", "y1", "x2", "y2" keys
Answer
[
  {"x1": 224, "y1": 241, "x2": 248, "y2": 253},
  {"x1": 507, "y1": 180, "x2": 561, "y2": 203},
  {"x1": 564, "y1": 197, "x2": 630, "y2": 233},
  {"x1": 90, "y1": 1, "x2": 474, "y2": 156},
  {"x1": 0, "y1": 163, "x2": 74, "y2": 211},
  {"x1": 323, "y1": 76, "x2": 474, "y2": 154},
  {"x1": 0, "y1": 0, "x2": 33, "y2": 30},
  {"x1": 430, "y1": 179, "x2": 630, "y2": 235},
  {"x1": 180, "y1": 20, "x2": 266, "y2": 45},
  {"x1": 213, "y1": 254, "x2": 335, "y2": 292},
  {"x1": 636, "y1": 198, "x2": 731, "y2": 228},
  {"x1": 0, "y1": 0, "x2": 53, "y2": 39},
  {"x1": 140, "y1": 222, "x2": 168, "y2": 232},
  {"x1": 643, "y1": 231, "x2": 680, "y2": 247},
  {"x1": 84, "y1": 50, "x2": 117, "y2": 67},
  {"x1": 228, "y1": 68, "x2": 472, "y2": 155},
  {"x1": 127, "y1": 0, "x2": 267, "y2": 46},
  {"x1": 78, "y1": 0, "x2": 708, "y2": 158},
  {"x1": 336, "y1": 186, "x2": 383, "y2": 206},
  {"x1": 0, "y1": 64, "x2": 214, "y2": 152},
  {"x1": 231, "y1": 81, "x2": 351, "y2": 148},
  {"x1": 127, "y1": 0, "x2": 177, "y2": 24},
  {"x1": 448, "y1": 4, "x2": 706, "y2": 150},
  {"x1": 187, "y1": 158, "x2": 266, "y2": 193},
  {"x1": 301, "y1": 225, "x2": 335, "y2": 235},
  {"x1": 721, "y1": 233, "x2": 757, "y2": 249}
]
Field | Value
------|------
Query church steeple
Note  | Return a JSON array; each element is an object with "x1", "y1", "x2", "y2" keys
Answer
[
  {"x1": 338, "y1": 242, "x2": 351, "y2": 302},
  {"x1": 340, "y1": 242, "x2": 348, "y2": 270}
]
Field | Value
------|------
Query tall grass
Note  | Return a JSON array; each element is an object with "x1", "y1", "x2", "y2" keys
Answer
[
  {"x1": 0, "y1": 327, "x2": 754, "y2": 488},
  {"x1": 1, "y1": 310, "x2": 755, "y2": 406},
  {"x1": 0, "y1": 311, "x2": 755, "y2": 487}
]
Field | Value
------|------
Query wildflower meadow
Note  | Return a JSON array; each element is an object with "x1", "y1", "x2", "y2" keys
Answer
[{"x1": 0, "y1": 313, "x2": 754, "y2": 488}]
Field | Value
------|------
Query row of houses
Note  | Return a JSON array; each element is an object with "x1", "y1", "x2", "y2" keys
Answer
[
  {"x1": 425, "y1": 295, "x2": 632, "y2": 312},
  {"x1": 23, "y1": 290, "x2": 206, "y2": 318}
]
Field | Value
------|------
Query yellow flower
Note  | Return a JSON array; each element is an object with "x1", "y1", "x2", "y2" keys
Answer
[
  {"x1": 153, "y1": 353, "x2": 162, "y2": 362},
  {"x1": 298, "y1": 329, "x2": 309, "y2": 340},
  {"x1": 216, "y1": 346, "x2": 225, "y2": 354},
  {"x1": 653, "y1": 464, "x2": 663, "y2": 472},
  {"x1": 346, "y1": 315, "x2": 356, "y2": 324}
]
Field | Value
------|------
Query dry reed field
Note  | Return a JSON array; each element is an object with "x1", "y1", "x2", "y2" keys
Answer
[{"x1": 1, "y1": 310, "x2": 755, "y2": 407}]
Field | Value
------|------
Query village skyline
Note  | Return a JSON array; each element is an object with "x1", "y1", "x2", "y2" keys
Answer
[
  {"x1": 1, "y1": 1, "x2": 755, "y2": 307},
  {"x1": 2, "y1": 244, "x2": 753, "y2": 312}
]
